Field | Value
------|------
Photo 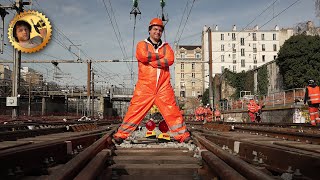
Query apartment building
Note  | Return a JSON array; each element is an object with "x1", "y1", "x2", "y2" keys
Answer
[
  {"x1": 0, "y1": 64, "x2": 12, "y2": 80},
  {"x1": 21, "y1": 67, "x2": 44, "y2": 85},
  {"x1": 202, "y1": 25, "x2": 294, "y2": 89},
  {"x1": 174, "y1": 45, "x2": 203, "y2": 98}
]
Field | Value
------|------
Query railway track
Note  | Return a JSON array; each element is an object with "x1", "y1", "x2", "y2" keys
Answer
[{"x1": 0, "y1": 122, "x2": 319, "y2": 179}]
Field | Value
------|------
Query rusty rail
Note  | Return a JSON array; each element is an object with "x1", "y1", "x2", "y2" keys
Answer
[
  {"x1": 47, "y1": 127, "x2": 116, "y2": 180},
  {"x1": 201, "y1": 150, "x2": 246, "y2": 180},
  {"x1": 193, "y1": 132, "x2": 274, "y2": 180}
]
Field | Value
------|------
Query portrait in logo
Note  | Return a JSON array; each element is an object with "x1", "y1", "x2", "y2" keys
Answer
[{"x1": 8, "y1": 10, "x2": 52, "y2": 53}]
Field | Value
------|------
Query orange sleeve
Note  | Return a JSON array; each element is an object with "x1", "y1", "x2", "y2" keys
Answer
[
  {"x1": 136, "y1": 41, "x2": 164, "y2": 63},
  {"x1": 149, "y1": 44, "x2": 174, "y2": 69}
]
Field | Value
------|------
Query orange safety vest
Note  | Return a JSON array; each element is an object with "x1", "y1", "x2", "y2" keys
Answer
[
  {"x1": 247, "y1": 100, "x2": 257, "y2": 113},
  {"x1": 307, "y1": 86, "x2": 320, "y2": 104}
]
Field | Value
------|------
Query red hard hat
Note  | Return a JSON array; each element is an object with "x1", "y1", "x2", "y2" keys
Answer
[{"x1": 149, "y1": 18, "x2": 164, "y2": 28}]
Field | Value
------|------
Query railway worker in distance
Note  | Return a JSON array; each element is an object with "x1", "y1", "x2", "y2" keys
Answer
[
  {"x1": 113, "y1": 18, "x2": 191, "y2": 144},
  {"x1": 304, "y1": 79, "x2": 320, "y2": 126},
  {"x1": 247, "y1": 99, "x2": 258, "y2": 122},
  {"x1": 13, "y1": 20, "x2": 46, "y2": 49},
  {"x1": 204, "y1": 104, "x2": 213, "y2": 123},
  {"x1": 214, "y1": 104, "x2": 221, "y2": 121}
]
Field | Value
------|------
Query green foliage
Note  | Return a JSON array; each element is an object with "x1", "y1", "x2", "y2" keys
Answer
[
  {"x1": 202, "y1": 88, "x2": 209, "y2": 105},
  {"x1": 257, "y1": 65, "x2": 268, "y2": 95},
  {"x1": 202, "y1": 83, "x2": 215, "y2": 105},
  {"x1": 276, "y1": 35, "x2": 320, "y2": 89},
  {"x1": 224, "y1": 69, "x2": 254, "y2": 98}
]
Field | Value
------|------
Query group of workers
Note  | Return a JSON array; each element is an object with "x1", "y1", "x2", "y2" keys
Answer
[{"x1": 194, "y1": 104, "x2": 221, "y2": 122}]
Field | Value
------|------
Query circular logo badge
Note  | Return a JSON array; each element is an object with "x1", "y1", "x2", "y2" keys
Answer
[{"x1": 8, "y1": 10, "x2": 52, "y2": 53}]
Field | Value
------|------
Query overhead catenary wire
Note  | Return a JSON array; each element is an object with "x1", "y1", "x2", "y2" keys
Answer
[
  {"x1": 174, "y1": 0, "x2": 190, "y2": 45},
  {"x1": 176, "y1": 0, "x2": 196, "y2": 46}
]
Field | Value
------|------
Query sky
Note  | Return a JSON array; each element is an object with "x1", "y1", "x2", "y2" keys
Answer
[{"x1": 0, "y1": 0, "x2": 319, "y2": 88}]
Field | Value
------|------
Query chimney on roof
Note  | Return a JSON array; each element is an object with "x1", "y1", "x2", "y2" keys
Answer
[
  {"x1": 232, "y1": 25, "x2": 236, "y2": 31},
  {"x1": 307, "y1": 21, "x2": 314, "y2": 31},
  {"x1": 274, "y1": 25, "x2": 279, "y2": 31},
  {"x1": 203, "y1": 25, "x2": 208, "y2": 32},
  {"x1": 254, "y1": 25, "x2": 259, "y2": 31},
  {"x1": 215, "y1": 25, "x2": 218, "y2": 31}
]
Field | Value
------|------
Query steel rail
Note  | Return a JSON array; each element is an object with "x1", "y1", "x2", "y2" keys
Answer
[{"x1": 193, "y1": 132, "x2": 274, "y2": 180}]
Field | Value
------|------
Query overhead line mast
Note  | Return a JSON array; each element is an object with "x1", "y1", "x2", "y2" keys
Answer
[{"x1": 130, "y1": 0, "x2": 141, "y2": 87}]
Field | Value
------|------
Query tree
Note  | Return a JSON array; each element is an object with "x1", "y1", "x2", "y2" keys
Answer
[
  {"x1": 224, "y1": 69, "x2": 254, "y2": 98},
  {"x1": 202, "y1": 86, "x2": 218, "y2": 105},
  {"x1": 202, "y1": 88, "x2": 209, "y2": 105},
  {"x1": 276, "y1": 35, "x2": 320, "y2": 89}
]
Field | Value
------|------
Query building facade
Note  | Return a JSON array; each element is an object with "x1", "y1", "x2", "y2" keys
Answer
[
  {"x1": 174, "y1": 45, "x2": 203, "y2": 98},
  {"x1": 202, "y1": 25, "x2": 294, "y2": 89},
  {"x1": 0, "y1": 64, "x2": 12, "y2": 80},
  {"x1": 21, "y1": 67, "x2": 44, "y2": 85}
]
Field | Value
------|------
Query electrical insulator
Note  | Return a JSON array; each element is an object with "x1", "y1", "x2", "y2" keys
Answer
[{"x1": 145, "y1": 119, "x2": 156, "y2": 131}]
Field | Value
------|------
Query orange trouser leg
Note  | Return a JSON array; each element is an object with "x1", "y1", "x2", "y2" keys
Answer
[
  {"x1": 308, "y1": 106, "x2": 318, "y2": 126},
  {"x1": 155, "y1": 85, "x2": 190, "y2": 142},
  {"x1": 114, "y1": 93, "x2": 155, "y2": 139},
  {"x1": 249, "y1": 112, "x2": 255, "y2": 122}
]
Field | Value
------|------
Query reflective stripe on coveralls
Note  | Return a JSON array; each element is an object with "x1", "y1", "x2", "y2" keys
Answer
[{"x1": 307, "y1": 86, "x2": 320, "y2": 104}]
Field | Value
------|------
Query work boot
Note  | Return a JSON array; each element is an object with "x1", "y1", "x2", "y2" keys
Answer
[{"x1": 112, "y1": 137, "x2": 123, "y2": 145}]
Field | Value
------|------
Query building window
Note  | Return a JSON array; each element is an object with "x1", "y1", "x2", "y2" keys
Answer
[
  {"x1": 232, "y1": 33, "x2": 236, "y2": 40},
  {"x1": 241, "y1": 48, "x2": 245, "y2": 56},
  {"x1": 241, "y1": 59, "x2": 245, "y2": 67},
  {"x1": 253, "y1": 33, "x2": 256, "y2": 41},
  {"x1": 192, "y1": 82, "x2": 195, "y2": 87},
  {"x1": 262, "y1": 55, "x2": 265, "y2": 62},
  {"x1": 221, "y1": 44, "x2": 224, "y2": 51},
  {"x1": 233, "y1": 59, "x2": 236, "y2": 64},
  {"x1": 261, "y1": 34, "x2": 265, "y2": 40},
  {"x1": 232, "y1": 54, "x2": 236, "y2": 59},
  {"x1": 240, "y1": 38, "x2": 244, "y2": 46},
  {"x1": 273, "y1": 44, "x2": 277, "y2": 51},
  {"x1": 273, "y1": 33, "x2": 276, "y2": 40},
  {"x1": 195, "y1": 53, "x2": 201, "y2": 58},
  {"x1": 192, "y1": 63, "x2": 195, "y2": 70},
  {"x1": 192, "y1": 91, "x2": 196, "y2": 97},
  {"x1": 180, "y1": 53, "x2": 185, "y2": 58},
  {"x1": 233, "y1": 65, "x2": 236, "y2": 72},
  {"x1": 253, "y1": 65, "x2": 257, "y2": 69},
  {"x1": 221, "y1": 55, "x2": 224, "y2": 62},
  {"x1": 253, "y1": 43, "x2": 257, "y2": 53},
  {"x1": 192, "y1": 73, "x2": 195, "y2": 78},
  {"x1": 274, "y1": 55, "x2": 277, "y2": 60},
  {"x1": 180, "y1": 91, "x2": 185, "y2": 97},
  {"x1": 181, "y1": 73, "x2": 184, "y2": 79},
  {"x1": 181, "y1": 63, "x2": 184, "y2": 70},
  {"x1": 262, "y1": 44, "x2": 265, "y2": 51},
  {"x1": 253, "y1": 54, "x2": 257, "y2": 64},
  {"x1": 221, "y1": 34, "x2": 224, "y2": 40},
  {"x1": 221, "y1": 66, "x2": 225, "y2": 73}
]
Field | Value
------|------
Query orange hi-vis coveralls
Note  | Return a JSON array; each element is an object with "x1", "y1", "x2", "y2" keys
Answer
[
  {"x1": 305, "y1": 86, "x2": 320, "y2": 125},
  {"x1": 114, "y1": 39, "x2": 190, "y2": 142},
  {"x1": 247, "y1": 100, "x2": 258, "y2": 122}
]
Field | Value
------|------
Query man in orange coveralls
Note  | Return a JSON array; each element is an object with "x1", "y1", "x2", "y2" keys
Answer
[{"x1": 113, "y1": 18, "x2": 191, "y2": 144}]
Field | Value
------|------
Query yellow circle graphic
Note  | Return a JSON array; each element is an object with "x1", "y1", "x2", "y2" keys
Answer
[{"x1": 8, "y1": 10, "x2": 52, "y2": 53}]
